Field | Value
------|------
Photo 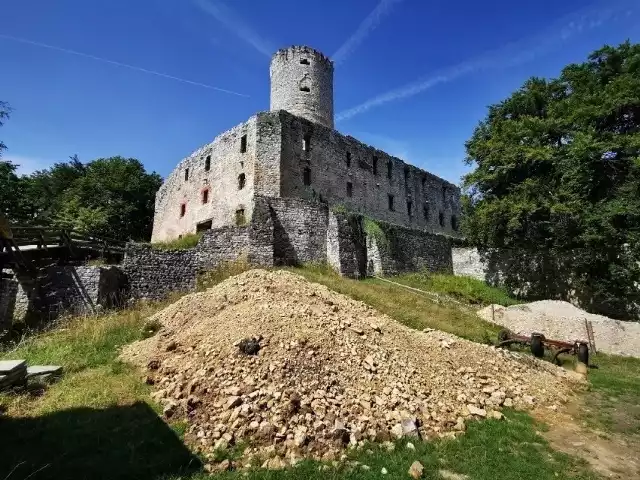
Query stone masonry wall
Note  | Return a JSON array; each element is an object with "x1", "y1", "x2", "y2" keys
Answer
[
  {"x1": 276, "y1": 110, "x2": 462, "y2": 236},
  {"x1": 152, "y1": 116, "x2": 260, "y2": 242}
]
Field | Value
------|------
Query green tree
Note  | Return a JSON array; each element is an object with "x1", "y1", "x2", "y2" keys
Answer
[
  {"x1": 0, "y1": 100, "x2": 11, "y2": 158},
  {"x1": 463, "y1": 41, "x2": 640, "y2": 319}
]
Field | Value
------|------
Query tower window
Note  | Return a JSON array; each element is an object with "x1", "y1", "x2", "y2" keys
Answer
[
  {"x1": 202, "y1": 188, "x2": 209, "y2": 204},
  {"x1": 205, "y1": 155, "x2": 211, "y2": 172},
  {"x1": 300, "y1": 58, "x2": 310, "y2": 65},
  {"x1": 423, "y1": 204, "x2": 430, "y2": 221},
  {"x1": 439, "y1": 211, "x2": 445, "y2": 227},
  {"x1": 388, "y1": 194, "x2": 395, "y2": 211},
  {"x1": 346, "y1": 182, "x2": 353, "y2": 197},
  {"x1": 373, "y1": 156, "x2": 378, "y2": 175},
  {"x1": 452, "y1": 215, "x2": 459, "y2": 231},
  {"x1": 302, "y1": 134, "x2": 311, "y2": 151},
  {"x1": 303, "y1": 167, "x2": 311, "y2": 186},
  {"x1": 442, "y1": 185, "x2": 447, "y2": 202},
  {"x1": 240, "y1": 134, "x2": 247, "y2": 153},
  {"x1": 235, "y1": 208, "x2": 246, "y2": 226},
  {"x1": 407, "y1": 200, "x2": 413, "y2": 217},
  {"x1": 238, "y1": 173, "x2": 246, "y2": 190},
  {"x1": 404, "y1": 166, "x2": 409, "y2": 186},
  {"x1": 346, "y1": 152, "x2": 352, "y2": 167},
  {"x1": 422, "y1": 176, "x2": 427, "y2": 190},
  {"x1": 387, "y1": 160, "x2": 393, "y2": 179},
  {"x1": 184, "y1": 168, "x2": 189, "y2": 181},
  {"x1": 180, "y1": 203, "x2": 186, "y2": 218},
  {"x1": 300, "y1": 85, "x2": 310, "y2": 92}
]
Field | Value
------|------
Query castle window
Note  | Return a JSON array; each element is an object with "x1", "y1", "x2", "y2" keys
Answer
[
  {"x1": 407, "y1": 200, "x2": 413, "y2": 217},
  {"x1": 387, "y1": 160, "x2": 393, "y2": 179},
  {"x1": 303, "y1": 167, "x2": 311, "y2": 186},
  {"x1": 205, "y1": 155, "x2": 211, "y2": 172},
  {"x1": 422, "y1": 176, "x2": 427, "y2": 190},
  {"x1": 439, "y1": 211, "x2": 445, "y2": 227},
  {"x1": 235, "y1": 208, "x2": 246, "y2": 226},
  {"x1": 184, "y1": 168, "x2": 189, "y2": 181},
  {"x1": 442, "y1": 185, "x2": 447, "y2": 202},
  {"x1": 302, "y1": 134, "x2": 311, "y2": 151},
  {"x1": 180, "y1": 203, "x2": 186, "y2": 218},
  {"x1": 240, "y1": 134, "x2": 247, "y2": 153},
  {"x1": 202, "y1": 188, "x2": 209, "y2": 204},
  {"x1": 404, "y1": 166, "x2": 409, "y2": 186},
  {"x1": 388, "y1": 194, "x2": 395, "y2": 211},
  {"x1": 452, "y1": 215, "x2": 459, "y2": 231},
  {"x1": 346, "y1": 182, "x2": 353, "y2": 197},
  {"x1": 300, "y1": 85, "x2": 310, "y2": 92},
  {"x1": 373, "y1": 156, "x2": 378, "y2": 175},
  {"x1": 238, "y1": 173, "x2": 246, "y2": 190},
  {"x1": 423, "y1": 203, "x2": 430, "y2": 221},
  {"x1": 300, "y1": 58, "x2": 310, "y2": 65},
  {"x1": 196, "y1": 220, "x2": 212, "y2": 233},
  {"x1": 346, "y1": 152, "x2": 352, "y2": 167}
]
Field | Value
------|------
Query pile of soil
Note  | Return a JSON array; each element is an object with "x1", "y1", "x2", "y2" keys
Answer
[{"x1": 121, "y1": 269, "x2": 582, "y2": 470}]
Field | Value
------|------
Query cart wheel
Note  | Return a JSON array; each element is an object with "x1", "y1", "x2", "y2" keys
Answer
[
  {"x1": 531, "y1": 334, "x2": 544, "y2": 358},
  {"x1": 498, "y1": 329, "x2": 511, "y2": 343},
  {"x1": 577, "y1": 343, "x2": 589, "y2": 365}
]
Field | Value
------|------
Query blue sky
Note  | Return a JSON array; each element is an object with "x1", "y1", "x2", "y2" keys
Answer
[{"x1": 1, "y1": 0, "x2": 638, "y2": 184}]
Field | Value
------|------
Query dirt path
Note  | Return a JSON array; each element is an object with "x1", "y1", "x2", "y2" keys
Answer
[{"x1": 537, "y1": 406, "x2": 640, "y2": 479}]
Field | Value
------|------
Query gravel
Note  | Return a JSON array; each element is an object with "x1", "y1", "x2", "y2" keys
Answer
[
  {"x1": 478, "y1": 300, "x2": 640, "y2": 358},
  {"x1": 121, "y1": 269, "x2": 582, "y2": 470}
]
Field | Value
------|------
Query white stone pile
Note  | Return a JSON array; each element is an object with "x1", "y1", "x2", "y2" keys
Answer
[{"x1": 121, "y1": 269, "x2": 582, "y2": 471}]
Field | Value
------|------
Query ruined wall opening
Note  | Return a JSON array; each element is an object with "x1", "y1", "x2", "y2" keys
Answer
[
  {"x1": 439, "y1": 211, "x2": 445, "y2": 227},
  {"x1": 180, "y1": 203, "x2": 186, "y2": 218},
  {"x1": 300, "y1": 85, "x2": 310, "y2": 92},
  {"x1": 451, "y1": 215, "x2": 459, "y2": 231},
  {"x1": 373, "y1": 156, "x2": 378, "y2": 175},
  {"x1": 196, "y1": 220, "x2": 212, "y2": 232},
  {"x1": 235, "y1": 208, "x2": 246, "y2": 226},
  {"x1": 423, "y1": 203, "x2": 430, "y2": 221},
  {"x1": 184, "y1": 168, "x2": 189, "y2": 181},
  {"x1": 346, "y1": 151, "x2": 352, "y2": 167},
  {"x1": 205, "y1": 155, "x2": 211, "y2": 172},
  {"x1": 407, "y1": 200, "x2": 413, "y2": 217},
  {"x1": 300, "y1": 58, "x2": 310, "y2": 65},
  {"x1": 347, "y1": 182, "x2": 353, "y2": 197},
  {"x1": 201, "y1": 188, "x2": 209, "y2": 204},
  {"x1": 303, "y1": 167, "x2": 311, "y2": 186},
  {"x1": 388, "y1": 194, "x2": 395, "y2": 211},
  {"x1": 240, "y1": 135, "x2": 247, "y2": 153},
  {"x1": 238, "y1": 173, "x2": 246, "y2": 190},
  {"x1": 387, "y1": 160, "x2": 393, "y2": 179},
  {"x1": 302, "y1": 134, "x2": 311, "y2": 151}
]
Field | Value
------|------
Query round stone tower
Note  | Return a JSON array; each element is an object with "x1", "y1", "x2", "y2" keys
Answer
[{"x1": 270, "y1": 46, "x2": 334, "y2": 129}]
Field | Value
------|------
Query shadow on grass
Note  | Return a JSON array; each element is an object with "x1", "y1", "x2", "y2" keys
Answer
[{"x1": 0, "y1": 401, "x2": 202, "y2": 480}]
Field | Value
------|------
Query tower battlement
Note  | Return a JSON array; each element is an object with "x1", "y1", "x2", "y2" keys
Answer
[{"x1": 270, "y1": 45, "x2": 334, "y2": 129}]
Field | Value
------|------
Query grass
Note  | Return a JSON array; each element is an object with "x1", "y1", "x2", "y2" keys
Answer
[
  {"x1": 291, "y1": 265, "x2": 502, "y2": 344},
  {"x1": 197, "y1": 257, "x2": 253, "y2": 291},
  {"x1": 0, "y1": 265, "x2": 630, "y2": 479},
  {"x1": 151, "y1": 232, "x2": 202, "y2": 251},
  {"x1": 394, "y1": 271, "x2": 519, "y2": 307}
]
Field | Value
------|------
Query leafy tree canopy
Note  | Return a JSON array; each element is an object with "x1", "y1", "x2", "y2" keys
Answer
[{"x1": 463, "y1": 41, "x2": 640, "y2": 318}]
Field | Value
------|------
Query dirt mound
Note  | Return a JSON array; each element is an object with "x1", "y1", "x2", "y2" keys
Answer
[
  {"x1": 478, "y1": 300, "x2": 640, "y2": 358},
  {"x1": 121, "y1": 269, "x2": 582, "y2": 469}
]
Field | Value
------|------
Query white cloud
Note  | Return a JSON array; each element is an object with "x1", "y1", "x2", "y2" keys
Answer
[
  {"x1": 336, "y1": 0, "x2": 639, "y2": 121},
  {"x1": 193, "y1": 0, "x2": 275, "y2": 57},
  {"x1": 3, "y1": 154, "x2": 52, "y2": 175},
  {"x1": 332, "y1": 0, "x2": 404, "y2": 65}
]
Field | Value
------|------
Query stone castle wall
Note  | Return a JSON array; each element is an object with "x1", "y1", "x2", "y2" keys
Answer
[{"x1": 277, "y1": 110, "x2": 462, "y2": 237}]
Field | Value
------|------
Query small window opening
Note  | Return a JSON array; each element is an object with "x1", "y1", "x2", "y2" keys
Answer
[
  {"x1": 387, "y1": 160, "x2": 393, "y2": 179},
  {"x1": 184, "y1": 168, "x2": 189, "y2": 181},
  {"x1": 442, "y1": 185, "x2": 447, "y2": 202},
  {"x1": 300, "y1": 85, "x2": 310, "y2": 92},
  {"x1": 407, "y1": 200, "x2": 413, "y2": 217},
  {"x1": 439, "y1": 211, "x2": 445, "y2": 227},
  {"x1": 373, "y1": 156, "x2": 378, "y2": 175},
  {"x1": 404, "y1": 167, "x2": 409, "y2": 186},
  {"x1": 388, "y1": 194, "x2": 395, "y2": 211},
  {"x1": 303, "y1": 167, "x2": 311, "y2": 186},
  {"x1": 451, "y1": 215, "x2": 459, "y2": 231},
  {"x1": 346, "y1": 182, "x2": 353, "y2": 197},
  {"x1": 235, "y1": 208, "x2": 246, "y2": 226},
  {"x1": 202, "y1": 189, "x2": 209, "y2": 204},
  {"x1": 196, "y1": 220, "x2": 212, "y2": 233},
  {"x1": 238, "y1": 173, "x2": 246, "y2": 190},
  {"x1": 346, "y1": 152, "x2": 352, "y2": 167},
  {"x1": 421, "y1": 176, "x2": 427, "y2": 190},
  {"x1": 423, "y1": 204, "x2": 430, "y2": 221},
  {"x1": 300, "y1": 58, "x2": 310, "y2": 65},
  {"x1": 205, "y1": 155, "x2": 211, "y2": 172},
  {"x1": 180, "y1": 203, "x2": 186, "y2": 218},
  {"x1": 178, "y1": 234, "x2": 183, "y2": 239},
  {"x1": 303, "y1": 134, "x2": 311, "y2": 151},
  {"x1": 240, "y1": 134, "x2": 247, "y2": 153}
]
